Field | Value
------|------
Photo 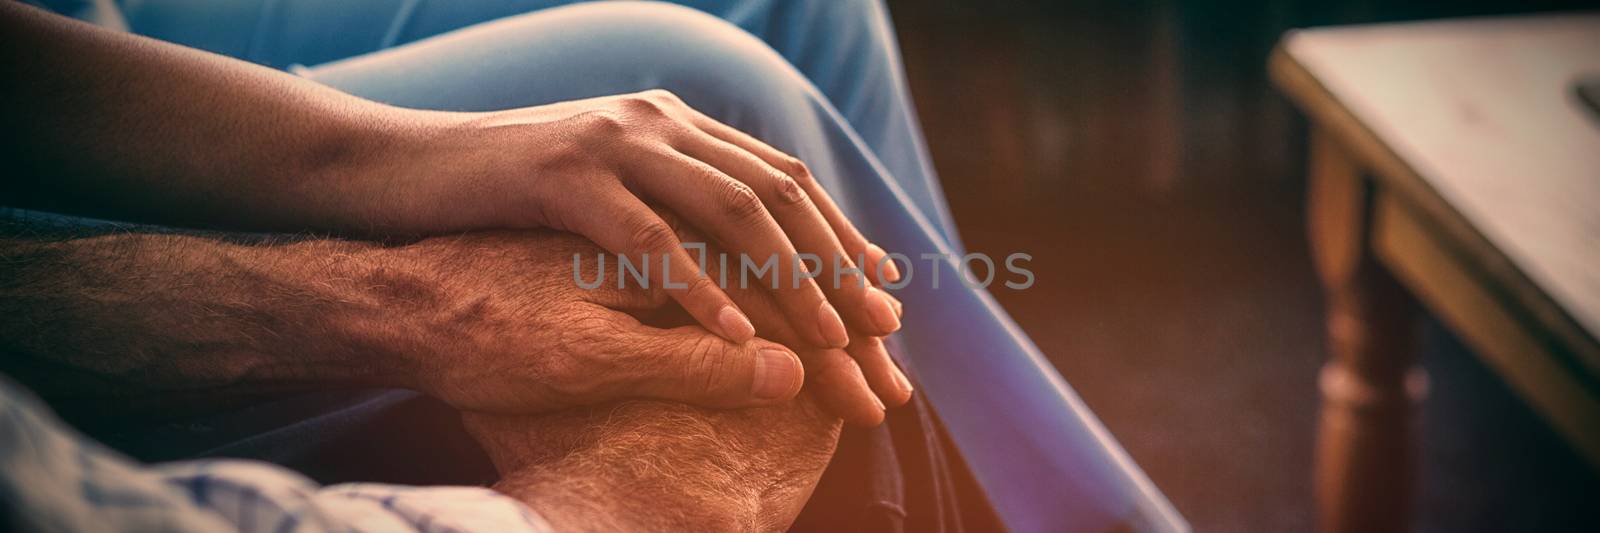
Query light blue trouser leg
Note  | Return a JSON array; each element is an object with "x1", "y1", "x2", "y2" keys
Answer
[
  {"x1": 116, "y1": 1, "x2": 1183, "y2": 530},
  {"x1": 117, "y1": 0, "x2": 961, "y2": 250}
]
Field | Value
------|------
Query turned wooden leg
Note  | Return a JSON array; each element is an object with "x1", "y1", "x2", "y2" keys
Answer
[{"x1": 1307, "y1": 130, "x2": 1427, "y2": 533}]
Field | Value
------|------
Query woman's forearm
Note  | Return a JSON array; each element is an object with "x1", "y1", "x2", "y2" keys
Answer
[{"x1": 0, "y1": 2, "x2": 424, "y2": 232}]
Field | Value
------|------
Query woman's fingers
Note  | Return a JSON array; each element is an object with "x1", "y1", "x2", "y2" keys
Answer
[
  {"x1": 801, "y1": 348, "x2": 885, "y2": 426},
  {"x1": 685, "y1": 228, "x2": 898, "y2": 424},
  {"x1": 846, "y1": 333, "x2": 913, "y2": 408},
  {"x1": 676, "y1": 131, "x2": 900, "y2": 337},
  {"x1": 685, "y1": 109, "x2": 903, "y2": 288},
  {"x1": 718, "y1": 259, "x2": 807, "y2": 346},
  {"x1": 865, "y1": 243, "x2": 900, "y2": 287},
  {"x1": 568, "y1": 186, "x2": 755, "y2": 344},
  {"x1": 628, "y1": 147, "x2": 849, "y2": 349}
]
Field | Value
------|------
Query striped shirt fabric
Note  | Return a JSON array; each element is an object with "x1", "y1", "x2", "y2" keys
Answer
[{"x1": 0, "y1": 376, "x2": 553, "y2": 533}]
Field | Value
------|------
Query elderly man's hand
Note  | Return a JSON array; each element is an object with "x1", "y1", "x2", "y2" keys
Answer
[
  {"x1": 390, "y1": 230, "x2": 808, "y2": 413},
  {"x1": 399, "y1": 228, "x2": 909, "y2": 424},
  {"x1": 463, "y1": 393, "x2": 842, "y2": 532},
  {"x1": 0, "y1": 224, "x2": 906, "y2": 424}
]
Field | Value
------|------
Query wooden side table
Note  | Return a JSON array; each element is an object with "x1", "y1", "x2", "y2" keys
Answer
[{"x1": 1270, "y1": 14, "x2": 1600, "y2": 533}]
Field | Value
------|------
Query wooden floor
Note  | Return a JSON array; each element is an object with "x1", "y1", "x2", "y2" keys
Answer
[{"x1": 885, "y1": 1, "x2": 1600, "y2": 530}]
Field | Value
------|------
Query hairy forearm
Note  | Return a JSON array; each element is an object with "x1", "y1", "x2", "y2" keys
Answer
[
  {"x1": 489, "y1": 405, "x2": 767, "y2": 531},
  {"x1": 0, "y1": 2, "x2": 432, "y2": 233},
  {"x1": 470, "y1": 398, "x2": 839, "y2": 532},
  {"x1": 0, "y1": 230, "x2": 437, "y2": 408}
]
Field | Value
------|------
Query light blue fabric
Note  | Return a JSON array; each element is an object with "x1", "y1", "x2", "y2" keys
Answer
[
  {"x1": 23, "y1": 0, "x2": 125, "y2": 30},
  {"x1": 0, "y1": 376, "x2": 554, "y2": 532},
  {"x1": 35, "y1": 1, "x2": 1185, "y2": 530}
]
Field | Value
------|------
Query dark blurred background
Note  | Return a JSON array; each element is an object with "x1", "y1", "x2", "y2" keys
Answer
[{"x1": 882, "y1": 0, "x2": 1600, "y2": 531}]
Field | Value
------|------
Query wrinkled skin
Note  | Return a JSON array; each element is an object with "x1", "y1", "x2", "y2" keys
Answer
[{"x1": 465, "y1": 394, "x2": 841, "y2": 532}]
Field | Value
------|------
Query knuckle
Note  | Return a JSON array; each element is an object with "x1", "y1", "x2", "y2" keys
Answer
[
  {"x1": 580, "y1": 109, "x2": 628, "y2": 138},
  {"x1": 682, "y1": 276, "x2": 720, "y2": 302},
  {"x1": 719, "y1": 179, "x2": 767, "y2": 222},
  {"x1": 681, "y1": 336, "x2": 735, "y2": 395},
  {"x1": 544, "y1": 358, "x2": 601, "y2": 400},
  {"x1": 772, "y1": 174, "x2": 808, "y2": 206},
  {"x1": 630, "y1": 219, "x2": 679, "y2": 254},
  {"x1": 619, "y1": 94, "x2": 669, "y2": 117},
  {"x1": 781, "y1": 157, "x2": 815, "y2": 184},
  {"x1": 548, "y1": 318, "x2": 624, "y2": 400},
  {"x1": 643, "y1": 88, "x2": 684, "y2": 106},
  {"x1": 536, "y1": 344, "x2": 598, "y2": 401}
]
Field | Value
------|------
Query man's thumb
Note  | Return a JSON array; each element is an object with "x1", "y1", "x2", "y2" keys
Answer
[{"x1": 630, "y1": 325, "x2": 804, "y2": 407}]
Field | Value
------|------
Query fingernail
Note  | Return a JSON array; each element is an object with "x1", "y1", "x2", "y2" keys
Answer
[
  {"x1": 865, "y1": 288, "x2": 901, "y2": 333},
  {"x1": 884, "y1": 291, "x2": 903, "y2": 319},
  {"x1": 894, "y1": 367, "x2": 914, "y2": 397},
  {"x1": 817, "y1": 301, "x2": 849, "y2": 348},
  {"x1": 871, "y1": 389, "x2": 887, "y2": 412},
  {"x1": 718, "y1": 305, "x2": 755, "y2": 342},
  {"x1": 870, "y1": 244, "x2": 902, "y2": 283},
  {"x1": 753, "y1": 349, "x2": 800, "y2": 399}
]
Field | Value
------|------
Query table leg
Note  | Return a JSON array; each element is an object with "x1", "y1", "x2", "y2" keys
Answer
[{"x1": 1306, "y1": 131, "x2": 1428, "y2": 533}]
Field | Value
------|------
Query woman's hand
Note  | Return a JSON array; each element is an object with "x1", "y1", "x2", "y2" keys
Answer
[{"x1": 369, "y1": 90, "x2": 903, "y2": 351}]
